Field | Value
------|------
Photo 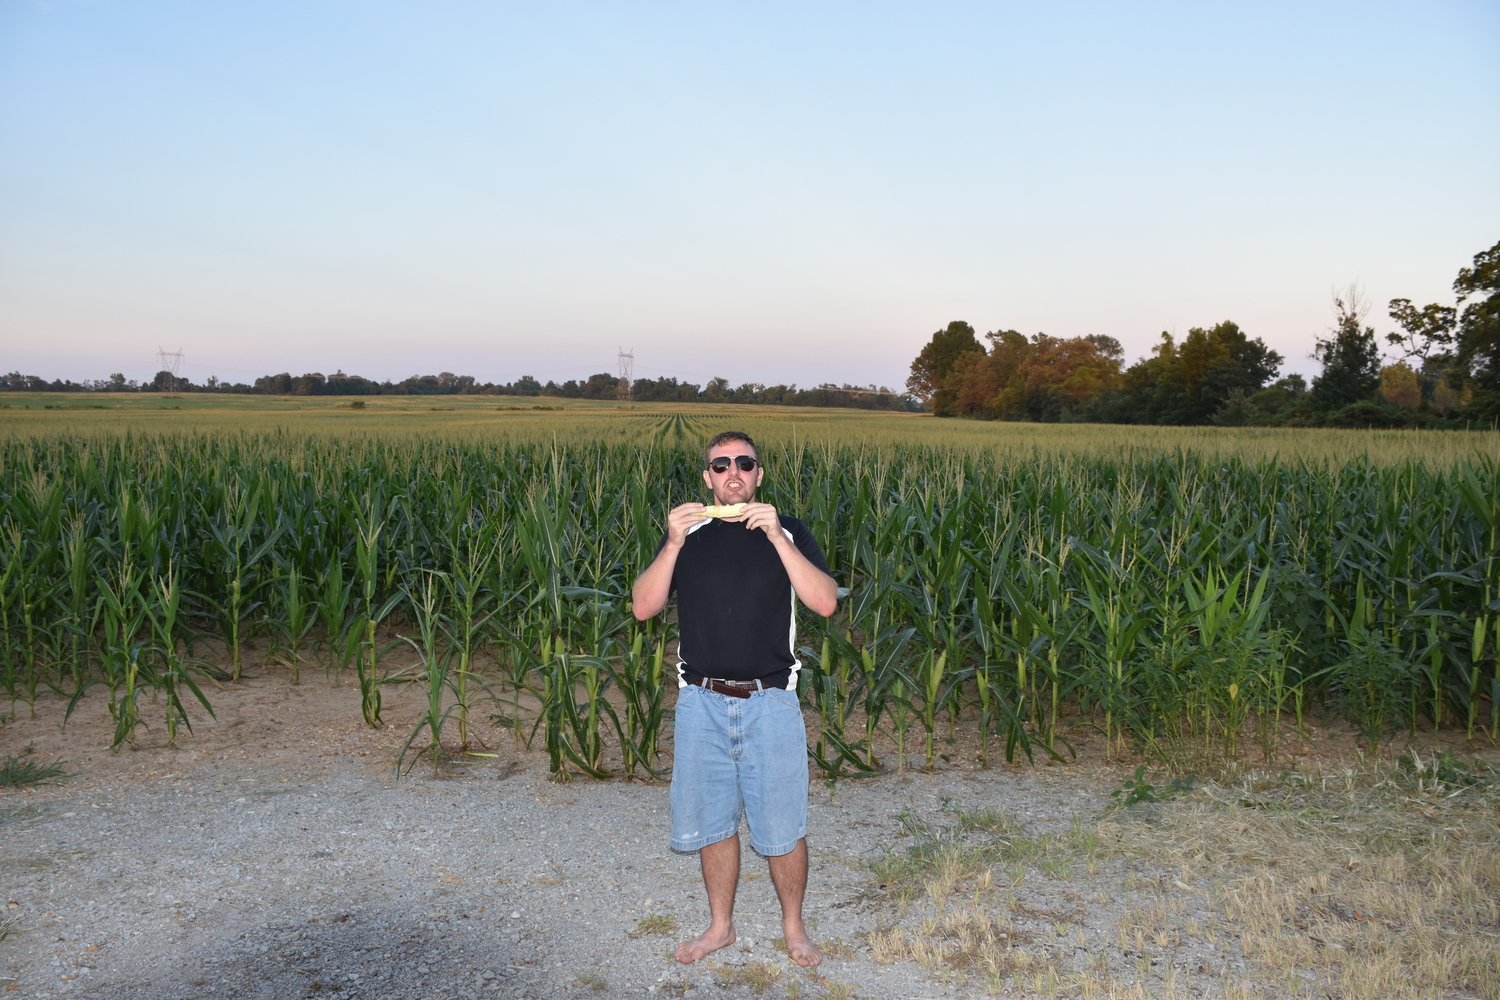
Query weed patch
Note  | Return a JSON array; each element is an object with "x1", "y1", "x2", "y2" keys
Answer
[
  {"x1": 708, "y1": 959, "x2": 784, "y2": 994},
  {"x1": 0, "y1": 745, "x2": 72, "y2": 788},
  {"x1": 628, "y1": 913, "x2": 676, "y2": 938}
]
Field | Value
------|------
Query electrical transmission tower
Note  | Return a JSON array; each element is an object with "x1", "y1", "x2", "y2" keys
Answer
[
  {"x1": 157, "y1": 347, "x2": 184, "y2": 395},
  {"x1": 617, "y1": 347, "x2": 635, "y2": 405}
]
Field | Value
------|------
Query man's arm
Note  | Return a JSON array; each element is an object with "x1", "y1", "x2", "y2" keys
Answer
[
  {"x1": 739, "y1": 504, "x2": 838, "y2": 617},
  {"x1": 632, "y1": 502, "x2": 707, "y2": 620}
]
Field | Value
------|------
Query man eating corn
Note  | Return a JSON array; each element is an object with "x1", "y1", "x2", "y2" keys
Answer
[{"x1": 632, "y1": 430, "x2": 837, "y2": 967}]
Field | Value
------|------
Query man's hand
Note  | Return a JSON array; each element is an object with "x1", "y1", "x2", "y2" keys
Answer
[
  {"x1": 733, "y1": 501, "x2": 782, "y2": 538},
  {"x1": 664, "y1": 502, "x2": 710, "y2": 549}
]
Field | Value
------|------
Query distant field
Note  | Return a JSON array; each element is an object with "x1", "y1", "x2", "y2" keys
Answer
[{"x1": 3, "y1": 391, "x2": 1499, "y2": 464}]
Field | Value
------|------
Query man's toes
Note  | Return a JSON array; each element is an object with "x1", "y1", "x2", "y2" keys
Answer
[{"x1": 784, "y1": 936, "x2": 822, "y2": 967}]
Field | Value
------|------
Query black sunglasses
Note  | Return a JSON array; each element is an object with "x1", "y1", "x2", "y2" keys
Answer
[{"x1": 707, "y1": 455, "x2": 759, "y2": 474}]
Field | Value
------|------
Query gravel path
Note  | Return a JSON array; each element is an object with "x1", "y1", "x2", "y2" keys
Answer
[{"x1": 0, "y1": 672, "x2": 1257, "y2": 1000}]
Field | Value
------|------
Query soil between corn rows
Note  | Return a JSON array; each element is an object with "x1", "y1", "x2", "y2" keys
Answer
[{"x1": 0, "y1": 671, "x2": 1271, "y2": 1000}]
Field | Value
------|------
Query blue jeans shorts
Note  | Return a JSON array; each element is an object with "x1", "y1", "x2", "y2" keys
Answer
[{"x1": 670, "y1": 684, "x2": 809, "y2": 858}]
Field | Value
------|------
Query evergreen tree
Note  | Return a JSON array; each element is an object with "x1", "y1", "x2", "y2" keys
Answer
[{"x1": 1312, "y1": 291, "x2": 1381, "y2": 411}]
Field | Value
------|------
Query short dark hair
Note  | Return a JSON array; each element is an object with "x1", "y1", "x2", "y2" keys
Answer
[{"x1": 705, "y1": 431, "x2": 758, "y2": 465}]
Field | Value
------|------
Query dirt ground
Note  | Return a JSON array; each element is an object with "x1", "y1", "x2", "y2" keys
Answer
[{"x1": 1, "y1": 648, "x2": 1495, "y2": 1000}]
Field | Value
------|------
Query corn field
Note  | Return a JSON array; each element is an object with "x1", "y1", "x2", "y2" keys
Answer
[{"x1": 1, "y1": 432, "x2": 1496, "y2": 778}]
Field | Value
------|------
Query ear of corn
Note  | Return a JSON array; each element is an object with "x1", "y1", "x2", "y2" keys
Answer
[
  {"x1": 700, "y1": 503, "x2": 747, "y2": 518},
  {"x1": 0, "y1": 432, "x2": 1494, "y2": 773}
]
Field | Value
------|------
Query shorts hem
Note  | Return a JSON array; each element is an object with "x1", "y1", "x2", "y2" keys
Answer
[
  {"x1": 670, "y1": 828, "x2": 740, "y2": 854},
  {"x1": 749, "y1": 827, "x2": 807, "y2": 858}
]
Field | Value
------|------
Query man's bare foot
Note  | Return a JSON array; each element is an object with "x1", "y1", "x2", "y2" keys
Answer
[
  {"x1": 782, "y1": 922, "x2": 822, "y2": 967},
  {"x1": 674, "y1": 922, "x2": 736, "y2": 964}
]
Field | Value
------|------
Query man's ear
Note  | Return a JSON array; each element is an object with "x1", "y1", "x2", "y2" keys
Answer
[{"x1": 702, "y1": 468, "x2": 713, "y2": 490}]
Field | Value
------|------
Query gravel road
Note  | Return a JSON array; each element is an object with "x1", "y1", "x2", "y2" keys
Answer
[{"x1": 0, "y1": 673, "x2": 1253, "y2": 1000}]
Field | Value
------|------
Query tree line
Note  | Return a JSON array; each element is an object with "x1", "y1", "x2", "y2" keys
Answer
[
  {"x1": 907, "y1": 240, "x2": 1500, "y2": 428},
  {"x1": 0, "y1": 367, "x2": 918, "y2": 412}
]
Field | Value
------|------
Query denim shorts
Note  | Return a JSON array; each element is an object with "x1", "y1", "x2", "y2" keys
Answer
[{"x1": 669, "y1": 684, "x2": 809, "y2": 857}]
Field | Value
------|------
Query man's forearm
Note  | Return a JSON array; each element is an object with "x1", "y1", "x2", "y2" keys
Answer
[
  {"x1": 772, "y1": 539, "x2": 838, "y2": 617},
  {"x1": 632, "y1": 545, "x2": 680, "y2": 620}
]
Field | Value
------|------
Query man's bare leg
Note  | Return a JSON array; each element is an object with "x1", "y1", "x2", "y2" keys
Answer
[
  {"x1": 768, "y1": 838, "x2": 821, "y2": 967},
  {"x1": 675, "y1": 834, "x2": 740, "y2": 963}
]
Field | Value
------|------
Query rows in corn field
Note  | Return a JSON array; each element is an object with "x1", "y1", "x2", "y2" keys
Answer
[{"x1": 0, "y1": 433, "x2": 1496, "y2": 779}]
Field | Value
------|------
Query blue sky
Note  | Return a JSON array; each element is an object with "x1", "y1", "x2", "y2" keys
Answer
[{"x1": 2, "y1": 1, "x2": 1496, "y2": 389}]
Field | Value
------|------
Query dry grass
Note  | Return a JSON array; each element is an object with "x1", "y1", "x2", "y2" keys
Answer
[
  {"x1": 708, "y1": 959, "x2": 785, "y2": 994},
  {"x1": 868, "y1": 907, "x2": 1043, "y2": 990},
  {"x1": 864, "y1": 805, "x2": 1098, "y2": 993},
  {"x1": 1097, "y1": 752, "x2": 1500, "y2": 1000},
  {"x1": 628, "y1": 913, "x2": 677, "y2": 938},
  {"x1": 858, "y1": 753, "x2": 1499, "y2": 999}
]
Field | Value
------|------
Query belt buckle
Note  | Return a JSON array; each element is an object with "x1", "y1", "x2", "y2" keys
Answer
[{"x1": 700, "y1": 677, "x2": 757, "y2": 698}]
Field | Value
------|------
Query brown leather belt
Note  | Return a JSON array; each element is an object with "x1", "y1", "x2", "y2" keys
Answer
[{"x1": 695, "y1": 677, "x2": 761, "y2": 699}]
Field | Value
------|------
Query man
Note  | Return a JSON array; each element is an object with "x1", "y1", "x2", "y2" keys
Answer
[{"x1": 632, "y1": 431, "x2": 837, "y2": 968}]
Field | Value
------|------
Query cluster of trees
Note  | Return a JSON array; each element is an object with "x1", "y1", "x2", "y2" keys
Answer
[
  {"x1": 544, "y1": 373, "x2": 915, "y2": 410},
  {"x1": 1, "y1": 366, "x2": 917, "y2": 412},
  {"x1": 906, "y1": 240, "x2": 1500, "y2": 428}
]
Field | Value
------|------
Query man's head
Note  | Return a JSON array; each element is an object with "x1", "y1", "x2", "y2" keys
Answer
[{"x1": 703, "y1": 431, "x2": 763, "y2": 506}]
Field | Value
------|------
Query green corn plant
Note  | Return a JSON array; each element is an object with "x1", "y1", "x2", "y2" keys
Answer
[
  {"x1": 205, "y1": 485, "x2": 286, "y2": 680},
  {"x1": 496, "y1": 621, "x2": 541, "y2": 749},
  {"x1": 888, "y1": 672, "x2": 915, "y2": 772},
  {"x1": 60, "y1": 513, "x2": 94, "y2": 691},
  {"x1": 440, "y1": 528, "x2": 501, "y2": 751},
  {"x1": 83, "y1": 559, "x2": 150, "y2": 747},
  {"x1": 569, "y1": 649, "x2": 618, "y2": 778},
  {"x1": 805, "y1": 638, "x2": 857, "y2": 779},
  {"x1": 352, "y1": 515, "x2": 401, "y2": 729},
  {"x1": 1423, "y1": 617, "x2": 1444, "y2": 730},
  {"x1": 267, "y1": 563, "x2": 318, "y2": 685},
  {"x1": 1080, "y1": 574, "x2": 1149, "y2": 757},
  {"x1": 972, "y1": 654, "x2": 995, "y2": 769},
  {"x1": 145, "y1": 566, "x2": 214, "y2": 745},
  {"x1": 610, "y1": 631, "x2": 668, "y2": 778},
  {"x1": 1491, "y1": 616, "x2": 1499, "y2": 743},
  {"x1": 0, "y1": 525, "x2": 27, "y2": 709},
  {"x1": 856, "y1": 627, "x2": 915, "y2": 770},
  {"x1": 315, "y1": 557, "x2": 354, "y2": 680},
  {"x1": 398, "y1": 572, "x2": 456, "y2": 778},
  {"x1": 1469, "y1": 615, "x2": 1489, "y2": 743},
  {"x1": 535, "y1": 634, "x2": 565, "y2": 772},
  {"x1": 918, "y1": 649, "x2": 946, "y2": 769}
]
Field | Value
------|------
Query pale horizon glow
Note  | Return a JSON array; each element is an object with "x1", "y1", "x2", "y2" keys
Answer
[{"x1": 2, "y1": 2, "x2": 1497, "y2": 390}]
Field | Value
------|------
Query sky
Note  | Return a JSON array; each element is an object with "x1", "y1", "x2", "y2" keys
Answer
[{"x1": 2, "y1": 1, "x2": 1497, "y2": 391}]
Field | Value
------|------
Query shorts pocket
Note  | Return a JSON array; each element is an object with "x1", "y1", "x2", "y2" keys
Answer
[{"x1": 758, "y1": 687, "x2": 804, "y2": 713}]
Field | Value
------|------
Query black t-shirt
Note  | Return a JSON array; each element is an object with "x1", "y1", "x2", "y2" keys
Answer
[{"x1": 663, "y1": 514, "x2": 830, "y2": 691}]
